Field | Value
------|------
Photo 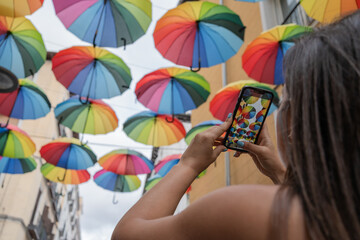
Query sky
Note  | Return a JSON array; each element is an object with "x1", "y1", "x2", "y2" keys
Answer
[{"x1": 27, "y1": 0, "x2": 185, "y2": 239}]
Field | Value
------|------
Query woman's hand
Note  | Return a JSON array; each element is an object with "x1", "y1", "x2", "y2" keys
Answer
[
  {"x1": 234, "y1": 124, "x2": 286, "y2": 184},
  {"x1": 180, "y1": 114, "x2": 233, "y2": 175}
]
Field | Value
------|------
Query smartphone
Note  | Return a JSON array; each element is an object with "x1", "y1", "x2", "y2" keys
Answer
[{"x1": 223, "y1": 86, "x2": 274, "y2": 151}]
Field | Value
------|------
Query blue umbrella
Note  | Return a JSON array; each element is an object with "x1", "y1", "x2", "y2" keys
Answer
[{"x1": 0, "y1": 156, "x2": 37, "y2": 174}]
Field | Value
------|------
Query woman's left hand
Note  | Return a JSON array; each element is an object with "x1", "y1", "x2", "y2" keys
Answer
[{"x1": 179, "y1": 114, "x2": 233, "y2": 174}]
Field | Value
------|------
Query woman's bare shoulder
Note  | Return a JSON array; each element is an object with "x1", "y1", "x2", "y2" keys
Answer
[{"x1": 175, "y1": 185, "x2": 307, "y2": 240}]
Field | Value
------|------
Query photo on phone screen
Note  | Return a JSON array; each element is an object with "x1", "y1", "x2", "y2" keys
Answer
[{"x1": 224, "y1": 87, "x2": 273, "y2": 151}]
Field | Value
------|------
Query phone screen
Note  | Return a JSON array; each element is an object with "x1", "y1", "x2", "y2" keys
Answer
[{"x1": 224, "y1": 87, "x2": 273, "y2": 150}]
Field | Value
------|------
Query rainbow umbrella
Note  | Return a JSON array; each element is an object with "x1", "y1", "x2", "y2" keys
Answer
[
  {"x1": 301, "y1": 0, "x2": 360, "y2": 23},
  {"x1": 0, "y1": 0, "x2": 44, "y2": 17},
  {"x1": 94, "y1": 169, "x2": 141, "y2": 204},
  {"x1": 242, "y1": 24, "x2": 312, "y2": 85},
  {"x1": 155, "y1": 154, "x2": 206, "y2": 178},
  {"x1": 54, "y1": 96, "x2": 118, "y2": 135},
  {"x1": 210, "y1": 80, "x2": 279, "y2": 121},
  {"x1": 52, "y1": 46, "x2": 132, "y2": 99},
  {"x1": 185, "y1": 120, "x2": 223, "y2": 145},
  {"x1": 154, "y1": 154, "x2": 182, "y2": 177},
  {"x1": 145, "y1": 174, "x2": 162, "y2": 191},
  {"x1": 40, "y1": 138, "x2": 96, "y2": 181},
  {"x1": 53, "y1": 0, "x2": 152, "y2": 48},
  {"x1": 123, "y1": 111, "x2": 186, "y2": 147},
  {"x1": 0, "y1": 16, "x2": 46, "y2": 78},
  {"x1": 154, "y1": 1, "x2": 245, "y2": 70},
  {"x1": 41, "y1": 163, "x2": 90, "y2": 184},
  {"x1": 0, "y1": 78, "x2": 50, "y2": 120},
  {"x1": 0, "y1": 124, "x2": 35, "y2": 158},
  {"x1": 135, "y1": 67, "x2": 210, "y2": 115},
  {"x1": 98, "y1": 149, "x2": 153, "y2": 175},
  {"x1": 0, "y1": 156, "x2": 37, "y2": 174}
]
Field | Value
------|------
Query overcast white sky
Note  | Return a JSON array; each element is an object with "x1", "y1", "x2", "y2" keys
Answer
[{"x1": 27, "y1": 0, "x2": 184, "y2": 239}]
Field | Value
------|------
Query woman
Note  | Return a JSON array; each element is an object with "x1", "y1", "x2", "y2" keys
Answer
[{"x1": 112, "y1": 10, "x2": 360, "y2": 240}]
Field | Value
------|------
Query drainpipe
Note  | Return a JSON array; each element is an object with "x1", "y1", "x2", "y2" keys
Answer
[{"x1": 219, "y1": 0, "x2": 231, "y2": 186}]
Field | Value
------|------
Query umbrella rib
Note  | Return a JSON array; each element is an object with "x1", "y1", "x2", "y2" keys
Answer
[{"x1": 92, "y1": 2, "x2": 107, "y2": 46}]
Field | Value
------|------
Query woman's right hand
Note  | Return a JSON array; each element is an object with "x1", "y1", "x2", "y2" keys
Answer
[{"x1": 234, "y1": 124, "x2": 286, "y2": 184}]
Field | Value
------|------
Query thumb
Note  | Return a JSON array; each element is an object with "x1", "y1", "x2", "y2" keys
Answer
[{"x1": 242, "y1": 141, "x2": 266, "y2": 156}]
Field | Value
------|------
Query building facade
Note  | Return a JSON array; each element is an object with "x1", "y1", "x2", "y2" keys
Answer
[{"x1": 0, "y1": 58, "x2": 82, "y2": 240}]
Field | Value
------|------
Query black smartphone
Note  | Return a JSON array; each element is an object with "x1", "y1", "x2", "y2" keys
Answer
[{"x1": 223, "y1": 86, "x2": 274, "y2": 151}]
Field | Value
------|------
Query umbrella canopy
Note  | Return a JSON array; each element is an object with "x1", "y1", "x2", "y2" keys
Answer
[
  {"x1": 94, "y1": 169, "x2": 141, "y2": 192},
  {"x1": 0, "y1": 66, "x2": 18, "y2": 93},
  {"x1": 40, "y1": 138, "x2": 97, "y2": 170},
  {"x1": 53, "y1": 0, "x2": 152, "y2": 48},
  {"x1": 0, "y1": 0, "x2": 44, "y2": 17},
  {"x1": 145, "y1": 174, "x2": 162, "y2": 191},
  {"x1": 135, "y1": 67, "x2": 210, "y2": 114},
  {"x1": 54, "y1": 96, "x2": 118, "y2": 135},
  {"x1": 185, "y1": 120, "x2": 223, "y2": 145},
  {"x1": 209, "y1": 80, "x2": 279, "y2": 121},
  {"x1": 0, "y1": 16, "x2": 46, "y2": 78},
  {"x1": 242, "y1": 24, "x2": 312, "y2": 85},
  {"x1": 0, "y1": 78, "x2": 50, "y2": 119},
  {"x1": 41, "y1": 163, "x2": 90, "y2": 184},
  {"x1": 154, "y1": 1, "x2": 245, "y2": 70},
  {"x1": 301, "y1": 0, "x2": 360, "y2": 23},
  {"x1": 123, "y1": 111, "x2": 186, "y2": 147},
  {"x1": 0, "y1": 124, "x2": 35, "y2": 158},
  {"x1": 154, "y1": 154, "x2": 182, "y2": 177},
  {"x1": 0, "y1": 156, "x2": 37, "y2": 174},
  {"x1": 98, "y1": 149, "x2": 153, "y2": 175},
  {"x1": 52, "y1": 46, "x2": 132, "y2": 99}
]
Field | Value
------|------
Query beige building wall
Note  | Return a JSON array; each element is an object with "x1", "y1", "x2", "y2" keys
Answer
[
  {"x1": 189, "y1": 0, "x2": 278, "y2": 203},
  {"x1": 0, "y1": 60, "x2": 71, "y2": 239}
]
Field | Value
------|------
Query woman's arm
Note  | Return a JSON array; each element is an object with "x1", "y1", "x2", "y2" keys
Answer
[{"x1": 112, "y1": 116, "x2": 233, "y2": 240}]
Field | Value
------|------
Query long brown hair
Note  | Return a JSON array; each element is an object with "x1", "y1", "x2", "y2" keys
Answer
[{"x1": 272, "y1": 10, "x2": 360, "y2": 240}]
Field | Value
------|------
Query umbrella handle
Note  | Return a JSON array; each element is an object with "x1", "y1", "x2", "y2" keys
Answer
[
  {"x1": 0, "y1": 118, "x2": 10, "y2": 128},
  {"x1": 57, "y1": 169, "x2": 66, "y2": 182},
  {"x1": 79, "y1": 96, "x2": 89, "y2": 105},
  {"x1": 121, "y1": 38, "x2": 126, "y2": 50},
  {"x1": 190, "y1": 65, "x2": 201, "y2": 72},
  {"x1": 113, "y1": 193, "x2": 118, "y2": 204},
  {"x1": 165, "y1": 114, "x2": 175, "y2": 123}
]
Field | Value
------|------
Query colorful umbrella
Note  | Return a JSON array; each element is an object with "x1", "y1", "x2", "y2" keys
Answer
[
  {"x1": 154, "y1": 154, "x2": 206, "y2": 178},
  {"x1": 52, "y1": 46, "x2": 132, "y2": 99},
  {"x1": 0, "y1": 124, "x2": 35, "y2": 158},
  {"x1": 209, "y1": 80, "x2": 279, "y2": 121},
  {"x1": 242, "y1": 24, "x2": 312, "y2": 85},
  {"x1": 94, "y1": 169, "x2": 141, "y2": 192},
  {"x1": 0, "y1": 16, "x2": 46, "y2": 78},
  {"x1": 54, "y1": 96, "x2": 118, "y2": 135},
  {"x1": 145, "y1": 174, "x2": 162, "y2": 191},
  {"x1": 154, "y1": 1, "x2": 245, "y2": 70},
  {"x1": 0, "y1": 156, "x2": 37, "y2": 174},
  {"x1": 0, "y1": 78, "x2": 50, "y2": 120},
  {"x1": 41, "y1": 163, "x2": 90, "y2": 184},
  {"x1": 123, "y1": 111, "x2": 186, "y2": 147},
  {"x1": 94, "y1": 169, "x2": 141, "y2": 203},
  {"x1": 98, "y1": 149, "x2": 153, "y2": 175},
  {"x1": 135, "y1": 67, "x2": 210, "y2": 115},
  {"x1": 154, "y1": 154, "x2": 182, "y2": 177},
  {"x1": 40, "y1": 138, "x2": 97, "y2": 181},
  {"x1": 185, "y1": 120, "x2": 223, "y2": 145},
  {"x1": 53, "y1": 0, "x2": 152, "y2": 48},
  {"x1": 301, "y1": 0, "x2": 360, "y2": 23},
  {"x1": 0, "y1": 0, "x2": 44, "y2": 17}
]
